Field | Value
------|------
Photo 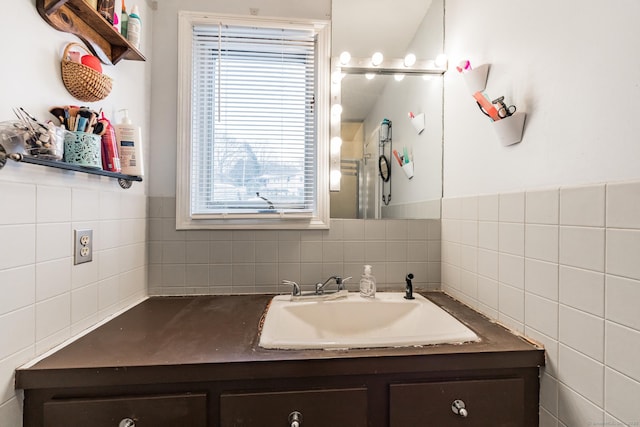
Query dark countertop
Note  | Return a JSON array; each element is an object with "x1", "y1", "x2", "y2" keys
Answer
[{"x1": 16, "y1": 291, "x2": 544, "y2": 390}]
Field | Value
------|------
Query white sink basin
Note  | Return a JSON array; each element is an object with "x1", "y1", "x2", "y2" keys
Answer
[{"x1": 259, "y1": 292, "x2": 479, "y2": 350}]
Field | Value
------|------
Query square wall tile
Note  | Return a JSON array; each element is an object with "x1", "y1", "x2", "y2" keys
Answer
[
  {"x1": 441, "y1": 197, "x2": 461, "y2": 220},
  {"x1": 558, "y1": 344, "x2": 604, "y2": 406},
  {"x1": 386, "y1": 220, "x2": 408, "y2": 241},
  {"x1": 406, "y1": 220, "x2": 428, "y2": 241},
  {"x1": 560, "y1": 184, "x2": 605, "y2": 227},
  {"x1": 255, "y1": 241, "x2": 278, "y2": 263},
  {"x1": 559, "y1": 266, "x2": 604, "y2": 317},
  {"x1": 36, "y1": 258, "x2": 71, "y2": 301},
  {"x1": 0, "y1": 265, "x2": 35, "y2": 315},
  {"x1": 0, "y1": 182, "x2": 36, "y2": 225},
  {"x1": 557, "y1": 383, "x2": 603, "y2": 427},
  {"x1": 71, "y1": 283, "x2": 98, "y2": 324},
  {"x1": 525, "y1": 224, "x2": 559, "y2": 263},
  {"x1": 37, "y1": 185, "x2": 71, "y2": 224},
  {"x1": 498, "y1": 283, "x2": 524, "y2": 322},
  {"x1": 460, "y1": 220, "x2": 478, "y2": 246},
  {"x1": 499, "y1": 192, "x2": 525, "y2": 223},
  {"x1": 0, "y1": 306, "x2": 35, "y2": 360},
  {"x1": 478, "y1": 194, "x2": 499, "y2": 221},
  {"x1": 322, "y1": 241, "x2": 344, "y2": 263},
  {"x1": 607, "y1": 181, "x2": 640, "y2": 229},
  {"x1": 559, "y1": 305, "x2": 604, "y2": 362},
  {"x1": 526, "y1": 188, "x2": 559, "y2": 225},
  {"x1": 477, "y1": 249, "x2": 499, "y2": 280},
  {"x1": 35, "y1": 294, "x2": 70, "y2": 342},
  {"x1": 461, "y1": 196, "x2": 478, "y2": 220},
  {"x1": 559, "y1": 226, "x2": 605, "y2": 272},
  {"x1": 525, "y1": 259, "x2": 558, "y2": 301},
  {"x1": 0, "y1": 225, "x2": 35, "y2": 270},
  {"x1": 478, "y1": 221, "x2": 498, "y2": 251},
  {"x1": 605, "y1": 368, "x2": 640, "y2": 424},
  {"x1": 606, "y1": 275, "x2": 640, "y2": 330},
  {"x1": 210, "y1": 241, "x2": 232, "y2": 263},
  {"x1": 364, "y1": 220, "x2": 386, "y2": 240},
  {"x1": 72, "y1": 188, "x2": 100, "y2": 222},
  {"x1": 606, "y1": 229, "x2": 640, "y2": 281},
  {"x1": 499, "y1": 222, "x2": 524, "y2": 256},
  {"x1": 499, "y1": 253, "x2": 524, "y2": 289},
  {"x1": 606, "y1": 321, "x2": 640, "y2": 382},
  {"x1": 525, "y1": 293, "x2": 558, "y2": 339},
  {"x1": 477, "y1": 276, "x2": 498, "y2": 310}
]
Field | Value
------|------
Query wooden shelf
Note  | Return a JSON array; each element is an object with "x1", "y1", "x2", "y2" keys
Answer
[{"x1": 37, "y1": 0, "x2": 145, "y2": 64}]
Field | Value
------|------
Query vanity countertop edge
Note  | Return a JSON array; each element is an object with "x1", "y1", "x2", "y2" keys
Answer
[{"x1": 15, "y1": 291, "x2": 545, "y2": 390}]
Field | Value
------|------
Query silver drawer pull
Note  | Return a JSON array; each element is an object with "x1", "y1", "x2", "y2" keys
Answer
[
  {"x1": 289, "y1": 411, "x2": 303, "y2": 427},
  {"x1": 119, "y1": 418, "x2": 135, "y2": 427},
  {"x1": 451, "y1": 399, "x2": 468, "y2": 417}
]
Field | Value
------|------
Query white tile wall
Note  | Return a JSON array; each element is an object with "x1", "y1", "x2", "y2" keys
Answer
[
  {"x1": 148, "y1": 198, "x2": 441, "y2": 295},
  {"x1": 441, "y1": 180, "x2": 640, "y2": 427},
  {"x1": 0, "y1": 180, "x2": 147, "y2": 423}
]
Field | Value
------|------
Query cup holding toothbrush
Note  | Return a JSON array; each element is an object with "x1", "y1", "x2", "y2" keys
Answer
[{"x1": 401, "y1": 161, "x2": 414, "y2": 179}]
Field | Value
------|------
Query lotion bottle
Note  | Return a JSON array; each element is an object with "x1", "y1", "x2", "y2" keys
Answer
[
  {"x1": 359, "y1": 265, "x2": 376, "y2": 298},
  {"x1": 127, "y1": 5, "x2": 141, "y2": 49},
  {"x1": 114, "y1": 109, "x2": 144, "y2": 176}
]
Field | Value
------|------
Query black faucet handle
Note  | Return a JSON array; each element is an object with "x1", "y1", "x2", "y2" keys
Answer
[{"x1": 404, "y1": 273, "x2": 415, "y2": 300}]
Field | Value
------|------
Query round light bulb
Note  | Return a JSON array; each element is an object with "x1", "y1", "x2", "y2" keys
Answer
[
  {"x1": 394, "y1": 74, "x2": 405, "y2": 81},
  {"x1": 331, "y1": 71, "x2": 345, "y2": 84},
  {"x1": 435, "y1": 53, "x2": 448, "y2": 68},
  {"x1": 365, "y1": 73, "x2": 375, "y2": 80},
  {"x1": 330, "y1": 170, "x2": 342, "y2": 183},
  {"x1": 331, "y1": 104, "x2": 343, "y2": 116},
  {"x1": 404, "y1": 53, "x2": 416, "y2": 67},
  {"x1": 330, "y1": 137, "x2": 343, "y2": 155},
  {"x1": 371, "y1": 52, "x2": 384, "y2": 66},
  {"x1": 339, "y1": 51, "x2": 351, "y2": 65}
]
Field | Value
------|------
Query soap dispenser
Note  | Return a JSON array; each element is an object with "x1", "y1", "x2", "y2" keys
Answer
[{"x1": 359, "y1": 265, "x2": 376, "y2": 298}]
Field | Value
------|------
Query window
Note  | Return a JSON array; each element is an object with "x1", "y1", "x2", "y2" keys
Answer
[{"x1": 177, "y1": 12, "x2": 330, "y2": 229}]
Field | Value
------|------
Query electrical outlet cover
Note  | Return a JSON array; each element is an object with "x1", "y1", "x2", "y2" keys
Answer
[{"x1": 74, "y1": 229, "x2": 93, "y2": 265}]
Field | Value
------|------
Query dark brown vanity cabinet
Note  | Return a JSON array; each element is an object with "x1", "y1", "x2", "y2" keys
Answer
[{"x1": 16, "y1": 294, "x2": 544, "y2": 427}]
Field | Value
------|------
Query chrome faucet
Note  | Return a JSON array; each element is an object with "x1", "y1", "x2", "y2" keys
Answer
[
  {"x1": 282, "y1": 280, "x2": 301, "y2": 296},
  {"x1": 315, "y1": 276, "x2": 352, "y2": 294}
]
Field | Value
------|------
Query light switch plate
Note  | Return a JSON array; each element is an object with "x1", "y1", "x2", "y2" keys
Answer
[{"x1": 74, "y1": 229, "x2": 93, "y2": 265}]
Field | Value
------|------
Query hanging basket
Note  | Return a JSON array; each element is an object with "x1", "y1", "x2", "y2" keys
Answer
[{"x1": 61, "y1": 42, "x2": 112, "y2": 102}]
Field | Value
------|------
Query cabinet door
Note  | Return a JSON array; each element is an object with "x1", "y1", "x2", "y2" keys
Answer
[
  {"x1": 390, "y1": 378, "x2": 525, "y2": 427},
  {"x1": 43, "y1": 393, "x2": 207, "y2": 427},
  {"x1": 220, "y1": 388, "x2": 367, "y2": 427}
]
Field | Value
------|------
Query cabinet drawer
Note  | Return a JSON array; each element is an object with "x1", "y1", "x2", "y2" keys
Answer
[
  {"x1": 220, "y1": 388, "x2": 367, "y2": 427},
  {"x1": 43, "y1": 393, "x2": 207, "y2": 427},
  {"x1": 390, "y1": 378, "x2": 525, "y2": 427}
]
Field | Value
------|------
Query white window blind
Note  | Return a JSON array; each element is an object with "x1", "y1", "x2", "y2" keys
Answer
[{"x1": 190, "y1": 23, "x2": 317, "y2": 217}]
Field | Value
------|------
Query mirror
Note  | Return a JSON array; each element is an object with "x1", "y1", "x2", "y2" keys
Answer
[{"x1": 330, "y1": 0, "x2": 444, "y2": 220}]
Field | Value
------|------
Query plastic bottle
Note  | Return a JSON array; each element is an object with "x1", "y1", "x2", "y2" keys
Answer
[
  {"x1": 120, "y1": 0, "x2": 129, "y2": 38},
  {"x1": 114, "y1": 109, "x2": 144, "y2": 176},
  {"x1": 359, "y1": 265, "x2": 376, "y2": 298},
  {"x1": 127, "y1": 5, "x2": 141, "y2": 49},
  {"x1": 99, "y1": 113, "x2": 121, "y2": 173},
  {"x1": 113, "y1": 0, "x2": 121, "y2": 33}
]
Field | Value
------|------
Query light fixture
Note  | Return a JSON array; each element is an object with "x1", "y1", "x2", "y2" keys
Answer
[
  {"x1": 403, "y1": 53, "x2": 416, "y2": 67},
  {"x1": 435, "y1": 53, "x2": 448, "y2": 68},
  {"x1": 365, "y1": 73, "x2": 375, "y2": 80},
  {"x1": 371, "y1": 52, "x2": 384, "y2": 66},
  {"x1": 339, "y1": 51, "x2": 351, "y2": 65},
  {"x1": 331, "y1": 104, "x2": 343, "y2": 116},
  {"x1": 331, "y1": 70, "x2": 345, "y2": 84},
  {"x1": 330, "y1": 170, "x2": 342, "y2": 183},
  {"x1": 394, "y1": 74, "x2": 405, "y2": 81},
  {"x1": 330, "y1": 137, "x2": 342, "y2": 155}
]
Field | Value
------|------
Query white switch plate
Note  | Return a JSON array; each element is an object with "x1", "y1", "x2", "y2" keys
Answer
[{"x1": 74, "y1": 229, "x2": 93, "y2": 265}]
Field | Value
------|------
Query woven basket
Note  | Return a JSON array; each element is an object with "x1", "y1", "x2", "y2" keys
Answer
[{"x1": 61, "y1": 43, "x2": 112, "y2": 102}]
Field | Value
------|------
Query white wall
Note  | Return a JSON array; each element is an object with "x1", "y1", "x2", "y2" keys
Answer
[
  {"x1": 443, "y1": 0, "x2": 640, "y2": 197},
  {"x1": 0, "y1": 1, "x2": 153, "y2": 424},
  {"x1": 148, "y1": 0, "x2": 331, "y2": 197}
]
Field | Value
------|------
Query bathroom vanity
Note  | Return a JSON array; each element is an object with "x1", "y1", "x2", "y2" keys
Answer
[{"x1": 16, "y1": 292, "x2": 544, "y2": 427}]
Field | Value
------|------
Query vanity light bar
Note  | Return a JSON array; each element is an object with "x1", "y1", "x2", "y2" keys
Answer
[{"x1": 336, "y1": 57, "x2": 447, "y2": 75}]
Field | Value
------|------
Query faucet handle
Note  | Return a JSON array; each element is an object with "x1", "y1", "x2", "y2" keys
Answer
[
  {"x1": 282, "y1": 280, "x2": 301, "y2": 296},
  {"x1": 337, "y1": 276, "x2": 352, "y2": 290}
]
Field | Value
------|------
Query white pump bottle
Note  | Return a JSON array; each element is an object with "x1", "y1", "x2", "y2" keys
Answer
[{"x1": 114, "y1": 109, "x2": 144, "y2": 176}]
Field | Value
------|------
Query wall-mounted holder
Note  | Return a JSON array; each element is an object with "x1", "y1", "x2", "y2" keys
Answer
[
  {"x1": 401, "y1": 161, "x2": 414, "y2": 179},
  {"x1": 492, "y1": 112, "x2": 526, "y2": 146},
  {"x1": 410, "y1": 113, "x2": 425, "y2": 135},
  {"x1": 463, "y1": 64, "x2": 490, "y2": 94}
]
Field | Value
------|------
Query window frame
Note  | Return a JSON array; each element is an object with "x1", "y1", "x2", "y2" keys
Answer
[{"x1": 176, "y1": 11, "x2": 331, "y2": 230}]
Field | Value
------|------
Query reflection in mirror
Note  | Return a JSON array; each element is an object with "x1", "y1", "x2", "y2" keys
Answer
[{"x1": 329, "y1": 0, "x2": 444, "y2": 220}]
